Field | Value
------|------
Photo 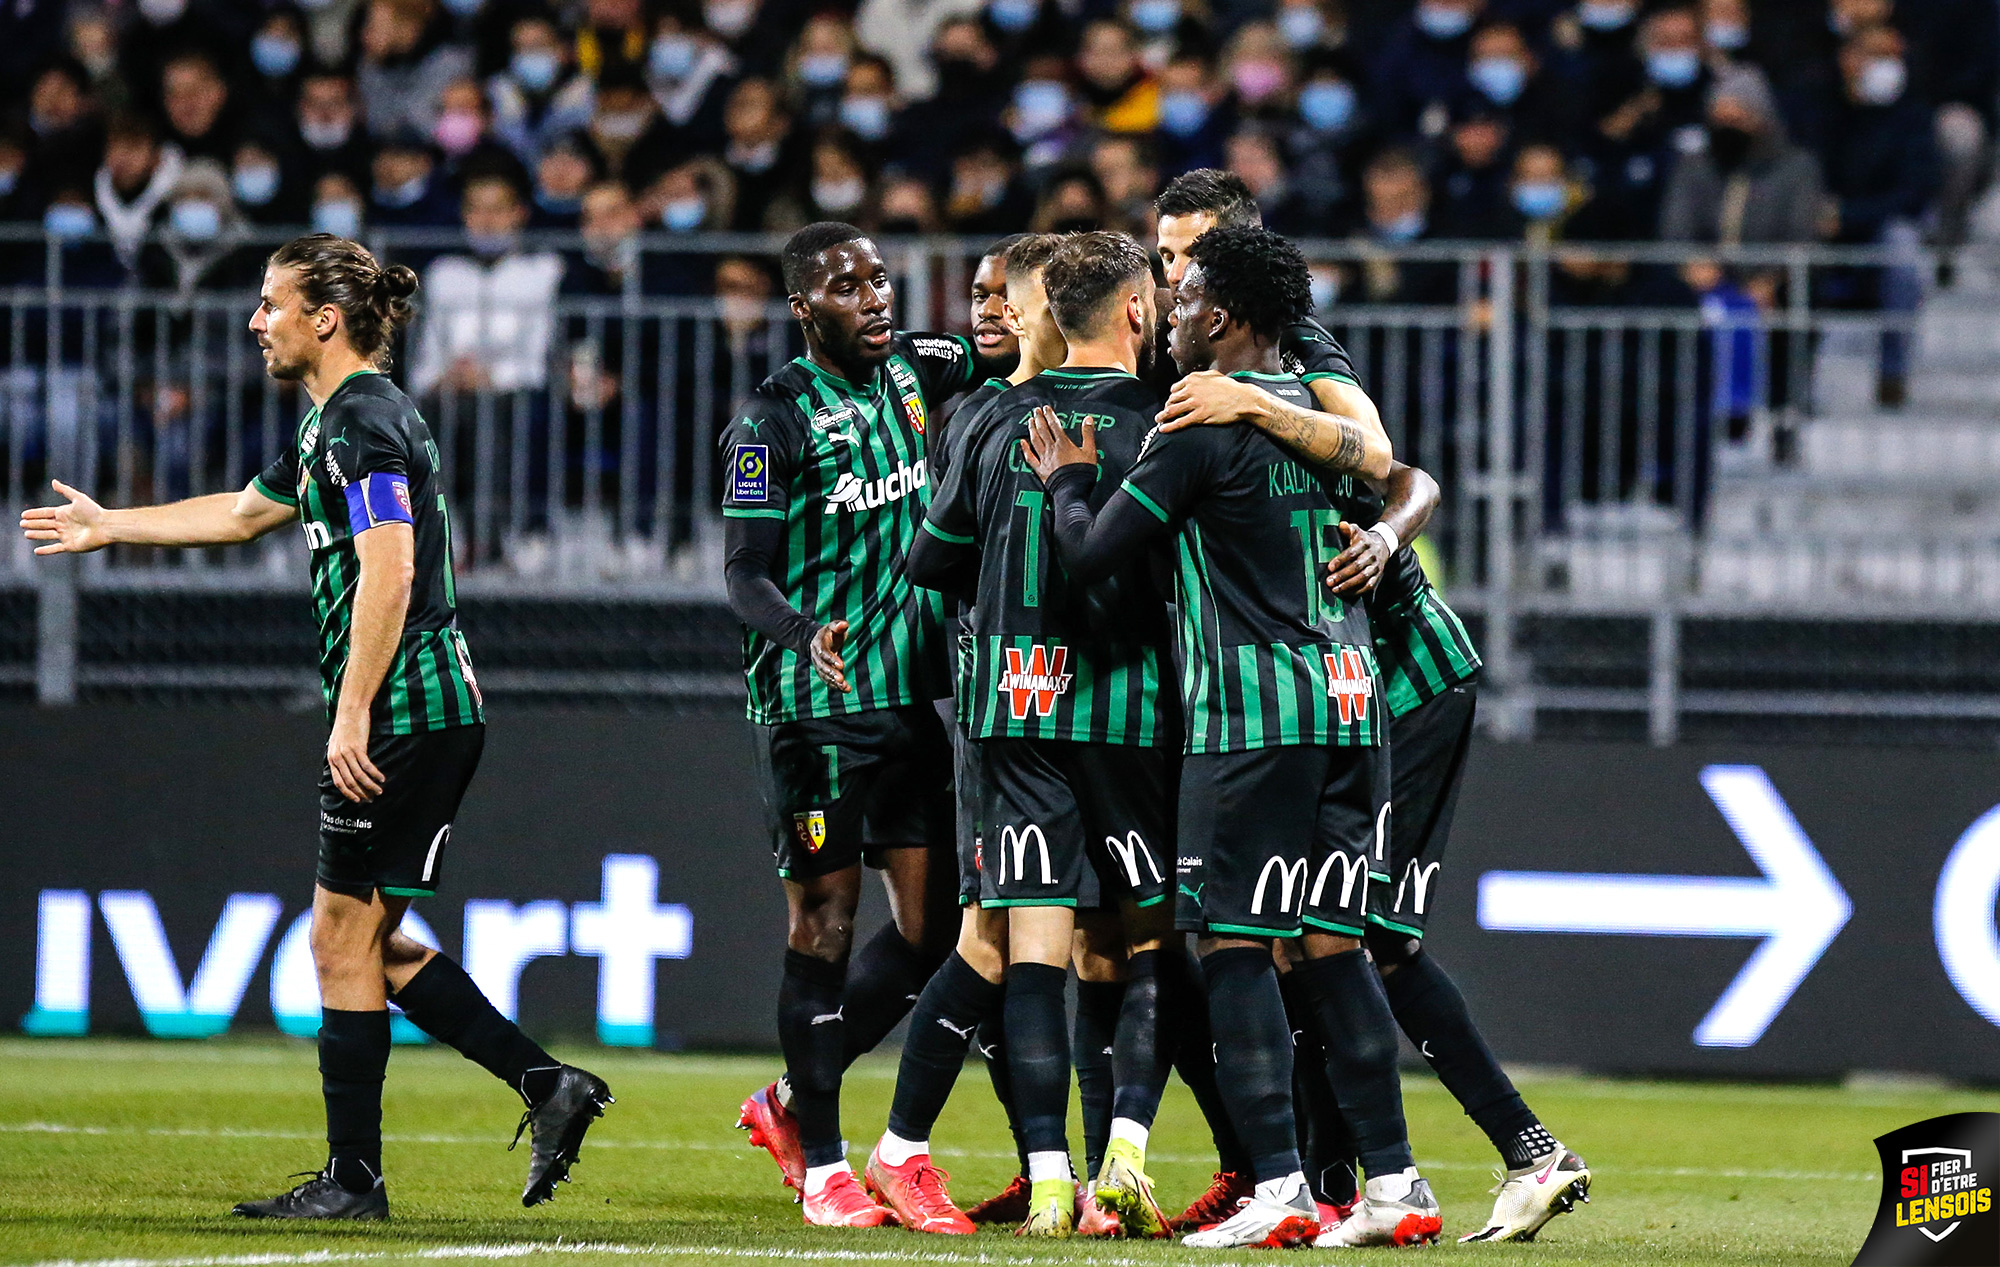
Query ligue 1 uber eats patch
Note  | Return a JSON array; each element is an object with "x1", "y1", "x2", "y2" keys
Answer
[{"x1": 1854, "y1": 1112, "x2": 1998, "y2": 1266}]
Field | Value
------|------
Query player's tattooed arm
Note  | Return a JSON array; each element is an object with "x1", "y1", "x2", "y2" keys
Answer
[
  {"x1": 21, "y1": 478, "x2": 296, "y2": 553},
  {"x1": 1326, "y1": 461, "x2": 1440, "y2": 598},
  {"x1": 1155, "y1": 372, "x2": 1392, "y2": 481}
]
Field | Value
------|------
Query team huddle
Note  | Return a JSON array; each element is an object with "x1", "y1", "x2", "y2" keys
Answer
[
  {"x1": 19, "y1": 171, "x2": 1584, "y2": 1246},
  {"x1": 722, "y1": 170, "x2": 1591, "y2": 1248}
]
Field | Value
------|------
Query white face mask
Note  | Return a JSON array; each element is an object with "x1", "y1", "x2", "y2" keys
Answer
[
  {"x1": 706, "y1": 0, "x2": 755, "y2": 36},
  {"x1": 812, "y1": 177, "x2": 865, "y2": 213},
  {"x1": 1856, "y1": 56, "x2": 1906, "y2": 104}
]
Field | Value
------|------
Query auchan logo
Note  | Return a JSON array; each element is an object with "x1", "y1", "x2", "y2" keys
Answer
[{"x1": 824, "y1": 460, "x2": 926, "y2": 514}]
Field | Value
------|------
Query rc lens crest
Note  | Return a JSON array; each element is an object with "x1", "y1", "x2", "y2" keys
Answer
[{"x1": 792, "y1": 809, "x2": 828, "y2": 853}]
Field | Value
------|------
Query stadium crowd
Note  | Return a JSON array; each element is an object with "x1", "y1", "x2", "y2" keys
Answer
[{"x1": 0, "y1": 0, "x2": 1991, "y2": 279}]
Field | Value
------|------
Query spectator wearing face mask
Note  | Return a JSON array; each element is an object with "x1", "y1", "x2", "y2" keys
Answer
[
  {"x1": 702, "y1": 0, "x2": 791, "y2": 78},
  {"x1": 1432, "y1": 102, "x2": 1516, "y2": 239},
  {"x1": 836, "y1": 56, "x2": 908, "y2": 163},
  {"x1": 25, "y1": 187, "x2": 125, "y2": 287},
  {"x1": 1007, "y1": 55, "x2": 1086, "y2": 171},
  {"x1": 1462, "y1": 20, "x2": 1573, "y2": 149},
  {"x1": 1155, "y1": 51, "x2": 1232, "y2": 174},
  {"x1": 490, "y1": 15, "x2": 597, "y2": 167},
  {"x1": 247, "y1": 10, "x2": 310, "y2": 109},
  {"x1": 1274, "y1": 0, "x2": 1342, "y2": 57},
  {"x1": 982, "y1": 0, "x2": 1065, "y2": 61},
  {"x1": 1286, "y1": 53, "x2": 1373, "y2": 222},
  {"x1": 434, "y1": 77, "x2": 515, "y2": 176},
  {"x1": 529, "y1": 135, "x2": 603, "y2": 227},
  {"x1": 643, "y1": 14, "x2": 738, "y2": 154},
  {"x1": 645, "y1": 157, "x2": 743, "y2": 301},
  {"x1": 1224, "y1": 22, "x2": 1299, "y2": 123},
  {"x1": 1660, "y1": 65, "x2": 1822, "y2": 247},
  {"x1": 1370, "y1": 0, "x2": 1483, "y2": 140},
  {"x1": 589, "y1": 68, "x2": 670, "y2": 185},
  {"x1": 368, "y1": 131, "x2": 456, "y2": 227},
  {"x1": 311, "y1": 171, "x2": 367, "y2": 238},
  {"x1": 1587, "y1": 4, "x2": 1712, "y2": 236},
  {"x1": 20, "y1": 59, "x2": 103, "y2": 207},
  {"x1": 356, "y1": 0, "x2": 476, "y2": 141},
  {"x1": 1817, "y1": 23, "x2": 1939, "y2": 406},
  {"x1": 856, "y1": 0, "x2": 983, "y2": 101},
  {"x1": 945, "y1": 133, "x2": 1032, "y2": 232},
  {"x1": 295, "y1": 71, "x2": 374, "y2": 184},
  {"x1": 721, "y1": 76, "x2": 801, "y2": 229},
  {"x1": 93, "y1": 111, "x2": 181, "y2": 271},
  {"x1": 805, "y1": 135, "x2": 872, "y2": 222},
  {"x1": 1350, "y1": 148, "x2": 1458, "y2": 297},
  {"x1": 229, "y1": 139, "x2": 299, "y2": 225},
  {"x1": 907, "y1": 18, "x2": 1010, "y2": 171},
  {"x1": 1075, "y1": 19, "x2": 1159, "y2": 133},
  {"x1": 787, "y1": 13, "x2": 859, "y2": 124},
  {"x1": 144, "y1": 158, "x2": 260, "y2": 294}
]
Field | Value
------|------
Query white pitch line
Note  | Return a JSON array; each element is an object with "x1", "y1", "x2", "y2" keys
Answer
[
  {"x1": 0, "y1": 1121, "x2": 1876, "y2": 1183},
  {"x1": 15, "y1": 1241, "x2": 1322, "y2": 1267}
]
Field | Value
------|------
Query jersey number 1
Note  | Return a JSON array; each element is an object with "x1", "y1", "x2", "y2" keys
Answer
[
  {"x1": 1016, "y1": 490, "x2": 1046, "y2": 608},
  {"x1": 1289, "y1": 508, "x2": 1346, "y2": 625}
]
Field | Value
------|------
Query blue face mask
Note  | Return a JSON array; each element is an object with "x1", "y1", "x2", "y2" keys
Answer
[
  {"x1": 1646, "y1": 48, "x2": 1701, "y2": 88},
  {"x1": 233, "y1": 164, "x2": 280, "y2": 206},
  {"x1": 1298, "y1": 79, "x2": 1356, "y2": 132},
  {"x1": 1578, "y1": 0, "x2": 1634, "y2": 30},
  {"x1": 467, "y1": 230, "x2": 518, "y2": 259},
  {"x1": 44, "y1": 204, "x2": 96, "y2": 240},
  {"x1": 839, "y1": 95, "x2": 892, "y2": 140},
  {"x1": 662, "y1": 196, "x2": 706, "y2": 231},
  {"x1": 1469, "y1": 56, "x2": 1526, "y2": 104},
  {"x1": 251, "y1": 33, "x2": 301, "y2": 78},
  {"x1": 535, "y1": 190, "x2": 581, "y2": 216},
  {"x1": 313, "y1": 199, "x2": 362, "y2": 237},
  {"x1": 1011, "y1": 80, "x2": 1069, "y2": 138},
  {"x1": 988, "y1": 0, "x2": 1038, "y2": 32},
  {"x1": 1378, "y1": 210, "x2": 1425, "y2": 241},
  {"x1": 170, "y1": 200, "x2": 222, "y2": 241},
  {"x1": 512, "y1": 49, "x2": 561, "y2": 92},
  {"x1": 650, "y1": 35, "x2": 697, "y2": 79},
  {"x1": 0, "y1": 167, "x2": 17, "y2": 197},
  {"x1": 1706, "y1": 19, "x2": 1748, "y2": 50},
  {"x1": 376, "y1": 174, "x2": 428, "y2": 208},
  {"x1": 440, "y1": 0, "x2": 482, "y2": 16},
  {"x1": 1278, "y1": 5, "x2": 1322, "y2": 47},
  {"x1": 1415, "y1": 2, "x2": 1472, "y2": 39},
  {"x1": 1512, "y1": 180, "x2": 1565, "y2": 219},
  {"x1": 797, "y1": 52, "x2": 848, "y2": 88},
  {"x1": 1158, "y1": 89, "x2": 1210, "y2": 137},
  {"x1": 1131, "y1": 0, "x2": 1179, "y2": 32}
]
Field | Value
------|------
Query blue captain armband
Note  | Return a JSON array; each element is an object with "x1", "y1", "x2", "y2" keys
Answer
[{"x1": 344, "y1": 472, "x2": 415, "y2": 535}]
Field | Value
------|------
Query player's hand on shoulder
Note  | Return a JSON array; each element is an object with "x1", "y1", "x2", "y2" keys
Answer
[
  {"x1": 1157, "y1": 371, "x2": 1263, "y2": 433},
  {"x1": 1326, "y1": 521, "x2": 1389, "y2": 598},
  {"x1": 1019, "y1": 405, "x2": 1097, "y2": 483},
  {"x1": 21, "y1": 480, "x2": 108, "y2": 554},
  {"x1": 810, "y1": 620, "x2": 851, "y2": 693},
  {"x1": 326, "y1": 710, "x2": 385, "y2": 803}
]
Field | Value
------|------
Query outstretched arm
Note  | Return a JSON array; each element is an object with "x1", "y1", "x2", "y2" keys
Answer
[
  {"x1": 1019, "y1": 406, "x2": 1173, "y2": 585},
  {"x1": 723, "y1": 513, "x2": 851, "y2": 693},
  {"x1": 1156, "y1": 371, "x2": 1392, "y2": 482},
  {"x1": 1326, "y1": 461, "x2": 1440, "y2": 598},
  {"x1": 21, "y1": 479, "x2": 296, "y2": 553}
]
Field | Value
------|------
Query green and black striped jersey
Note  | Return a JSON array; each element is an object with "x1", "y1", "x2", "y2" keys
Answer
[
  {"x1": 1121, "y1": 370, "x2": 1382, "y2": 753},
  {"x1": 923, "y1": 368, "x2": 1179, "y2": 747},
  {"x1": 719, "y1": 332, "x2": 979, "y2": 724},
  {"x1": 253, "y1": 371, "x2": 482, "y2": 735},
  {"x1": 1333, "y1": 485, "x2": 1483, "y2": 717}
]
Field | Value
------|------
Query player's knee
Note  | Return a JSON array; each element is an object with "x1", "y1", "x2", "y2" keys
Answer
[{"x1": 1365, "y1": 926, "x2": 1423, "y2": 973}]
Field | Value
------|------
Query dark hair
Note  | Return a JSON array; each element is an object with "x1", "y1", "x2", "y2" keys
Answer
[
  {"x1": 1154, "y1": 168, "x2": 1262, "y2": 228},
  {"x1": 1041, "y1": 230, "x2": 1150, "y2": 335},
  {"x1": 782, "y1": 220, "x2": 869, "y2": 294},
  {"x1": 266, "y1": 234, "x2": 418, "y2": 367},
  {"x1": 1185, "y1": 223, "x2": 1312, "y2": 342},
  {"x1": 982, "y1": 232, "x2": 1030, "y2": 265},
  {"x1": 1003, "y1": 232, "x2": 1064, "y2": 277}
]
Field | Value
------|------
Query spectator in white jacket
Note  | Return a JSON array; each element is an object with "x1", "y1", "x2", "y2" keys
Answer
[{"x1": 411, "y1": 170, "x2": 565, "y2": 397}]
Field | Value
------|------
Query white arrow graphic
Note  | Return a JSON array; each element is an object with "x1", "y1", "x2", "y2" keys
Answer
[{"x1": 1477, "y1": 764, "x2": 1852, "y2": 1048}]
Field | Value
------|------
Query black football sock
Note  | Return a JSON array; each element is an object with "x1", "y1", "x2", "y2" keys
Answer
[
  {"x1": 1381, "y1": 949, "x2": 1548, "y2": 1168},
  {"x1": 1003, "y1": 962, "x2": 1072, "y2": 1156},
  {"x1": 1281, "y1": 969, "x2": 1355, "y2": 1205},
  {"x1": 1110, "y1": 949, "x2": 1170, "y2": 1130},
  {"x1": 1173, "y1": 947, "x2": 1252, "y2": 1173},
  {"x1": 885, "y1": 953, "x2": 1003, "y2": 1143},
  {"x1": 779, "y1": 949, "x2": 850, "y2": 1168},
  {"x1": 389, "y1": 953, "x2": 561, "y2": 1105},
  {"x1": 1200, "y1": 946, "x2": 1300, "y2": 1183},
  {"x1": 840, "y1": 922, "x2": 934, "y2": 1066},
  {"x1": 976, "y1": 1012, "x2": 1030, "y2": 1174},
  {"x1": 320, "y1": 1007, "x2": 390, "y2": 1193},
  {"x1": 1293, "y1": 949, "x2": 1415, "y2": 1178},
  {"x1": 1074, "y1": 978, "x2": 1122, "y2": 1177}
]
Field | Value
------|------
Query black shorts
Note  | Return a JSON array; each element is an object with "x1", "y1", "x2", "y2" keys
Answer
[
  {"x1": 1176, "y1": 743, "x2": 1387, "y2": 939},
  {"x1": 317, "y1": 724, "x2": 485, "y2": 899},
  {"x1": 954, "y1": 721, "x2": 983, "y2": 904},
  {"x1": 753, "y1": 704, "x2": 953, "y2": 880},
  {"x1": 976, "y1": 738, "x2": 1175, "y2": 911},
  {"x1": 1368, "y1": 678, "x2": 1477, "y2": 940}
]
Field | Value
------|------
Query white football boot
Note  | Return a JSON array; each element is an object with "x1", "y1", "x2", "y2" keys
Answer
[
  {"x1": 1314, "y1": 1168, "x2": 1443, "y2": 1247},
  {"x1": 1458, "y1": 1145, "x2": 1591, "y2": 1243}
]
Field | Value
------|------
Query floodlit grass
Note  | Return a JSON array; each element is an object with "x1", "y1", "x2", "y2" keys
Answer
[{"x1": 1, "y1": 1036, "x2": 1991, "y2": 1266}]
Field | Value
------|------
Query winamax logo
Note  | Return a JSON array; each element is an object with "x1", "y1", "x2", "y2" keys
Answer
[
  {"x1": 1855, "y1": 1113, "x2": 1999, "y2": 1266},
  {"x1": 823, "y1": 460, "x2": 926, "y2": 514},
  {"x1": 1324, "y1": 646, "x2": 1374, "y2": 724},
  {"x1": 998, "y1": 644, "x2": 1074, "y2": 719}
]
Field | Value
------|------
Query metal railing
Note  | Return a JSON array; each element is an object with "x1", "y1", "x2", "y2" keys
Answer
[{"x1": 2, "y1": 226, "x2": 1995, "y2": 740}]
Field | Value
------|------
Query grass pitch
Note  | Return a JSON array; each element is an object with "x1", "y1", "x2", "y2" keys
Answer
[{"x1": 1, "y1": 1037, "x2": 1992, "y2": 1267}]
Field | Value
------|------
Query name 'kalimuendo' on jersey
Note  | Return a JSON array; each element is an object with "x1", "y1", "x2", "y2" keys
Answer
[
  {"x1": 1119, "y1": 369, "x2": 1383, "y2": 753},
  {"x1": 718, "y1": 332, "x2": 979, "y2": 724},
  {"x1": 253, "y1": 370, "x2": 483, "y2": 734},
  {"x1": 923, "y1": 367, "x2": 1180, "y2": 747}
]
